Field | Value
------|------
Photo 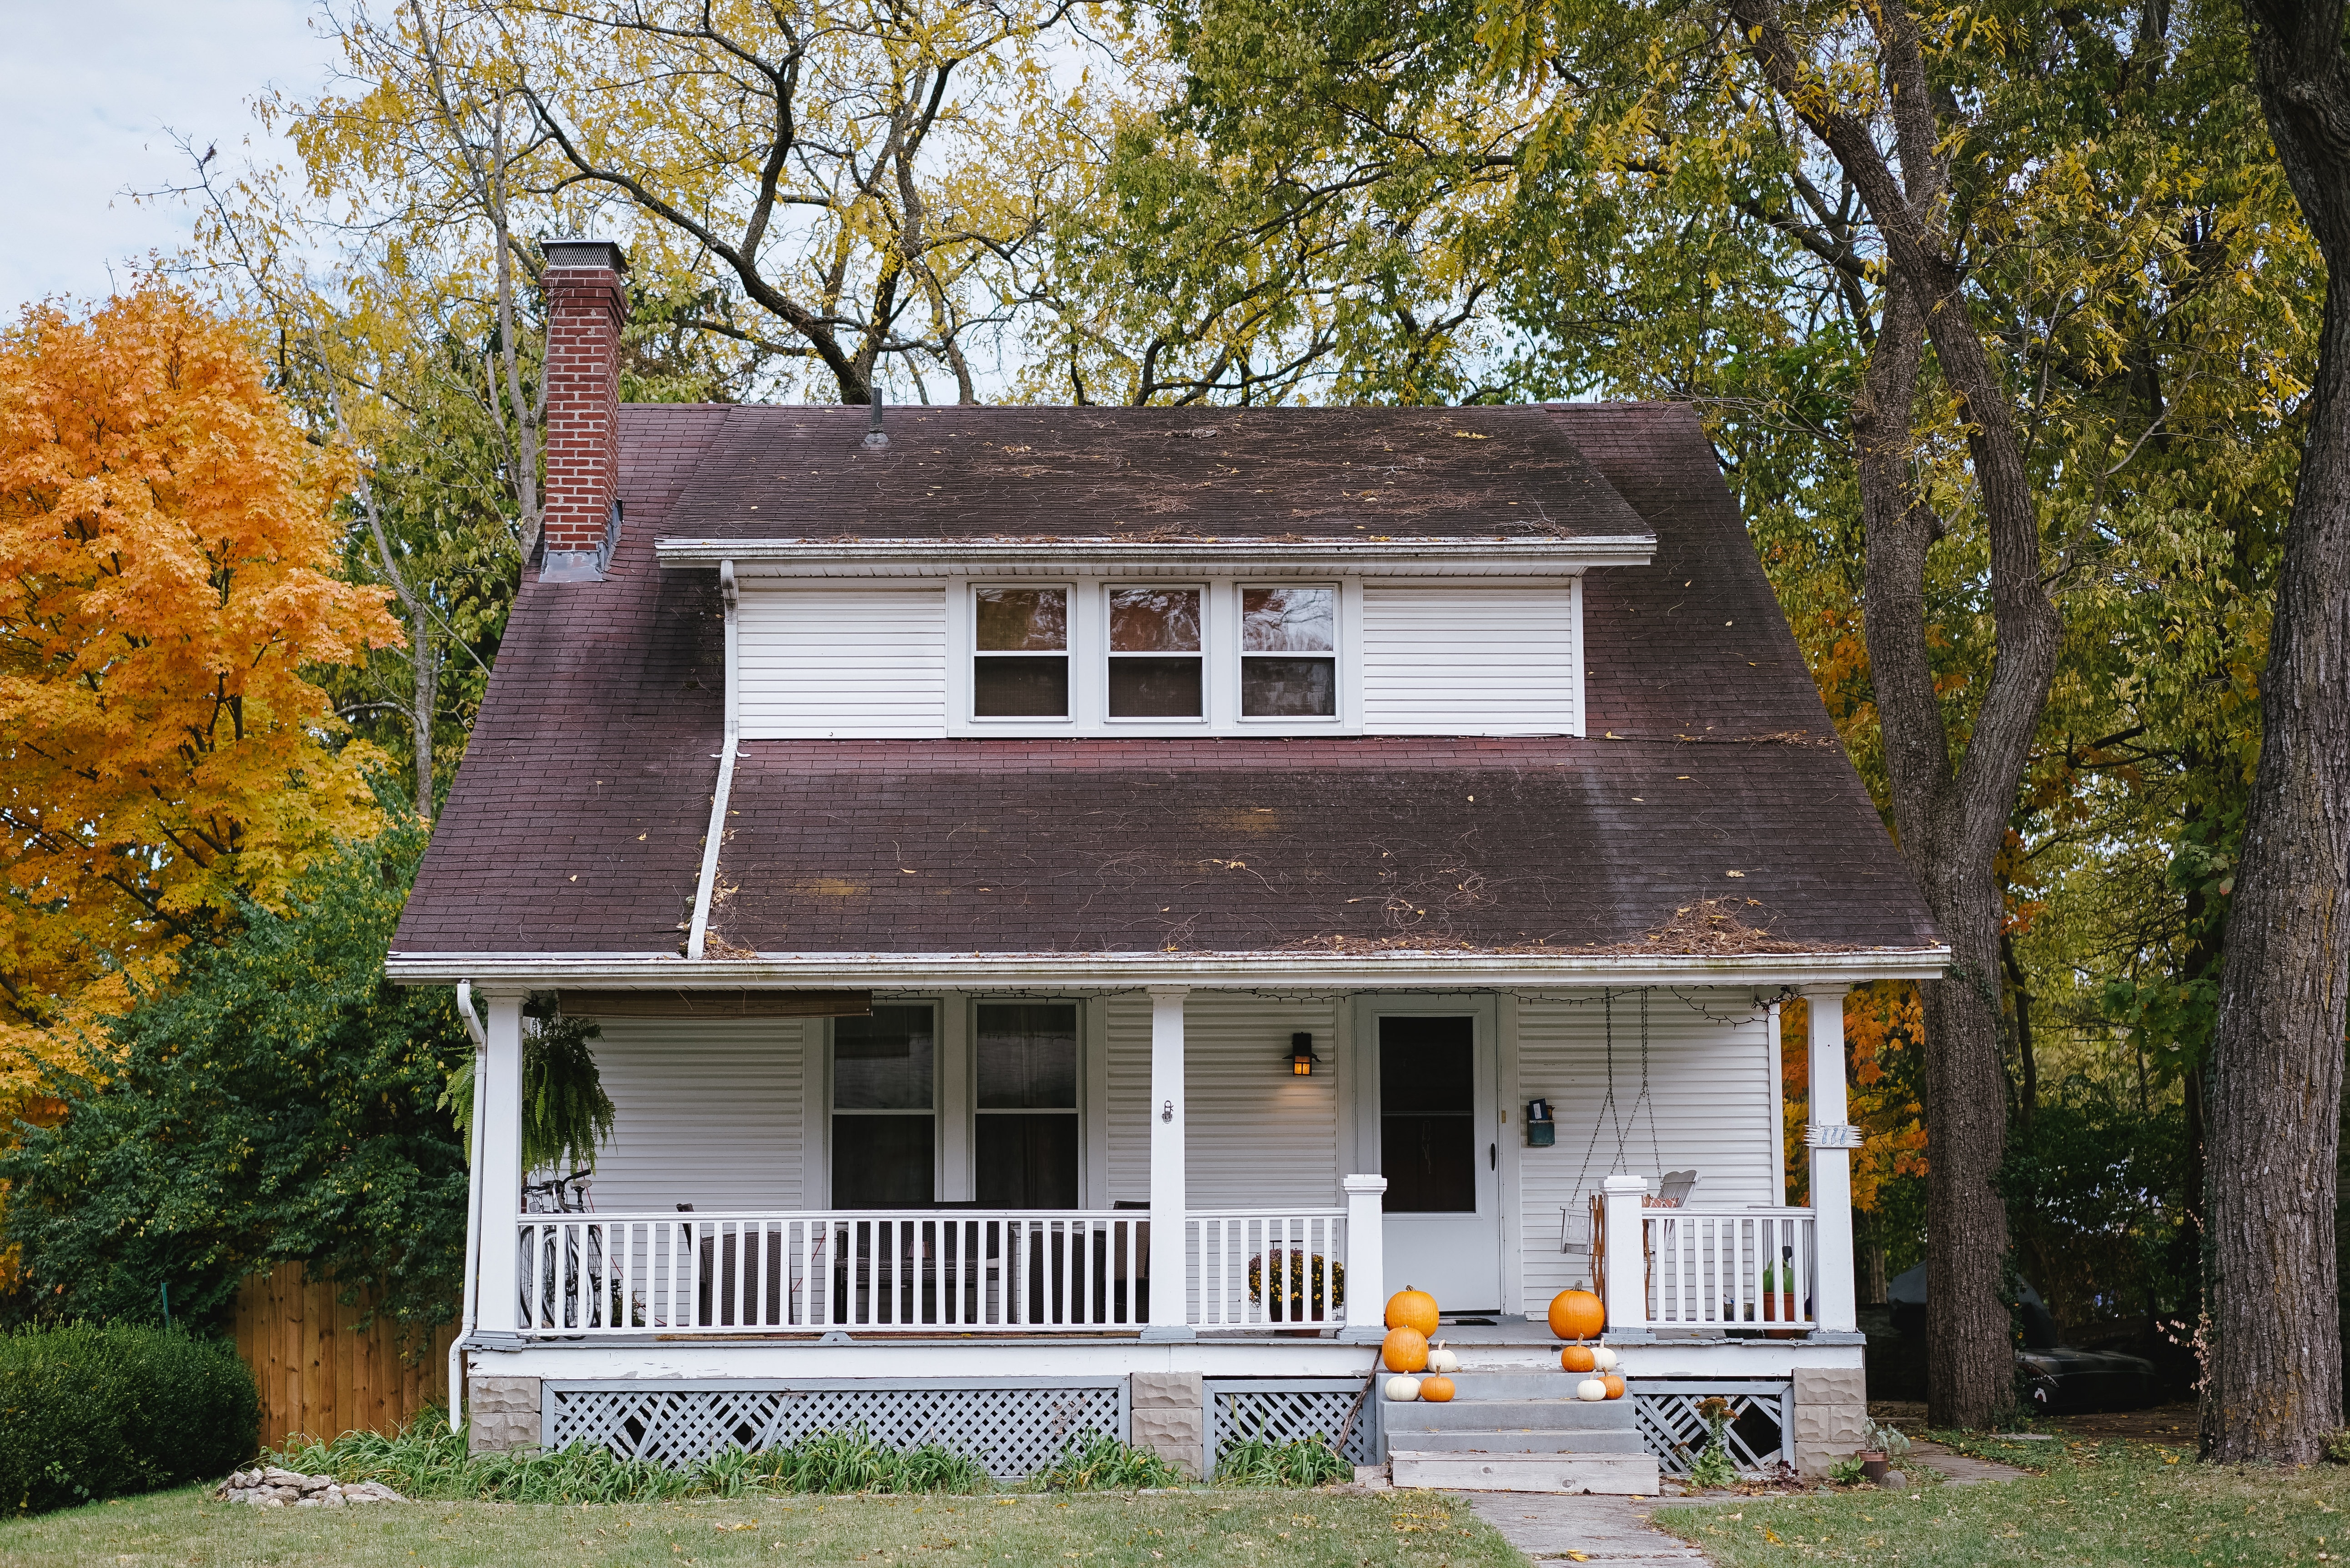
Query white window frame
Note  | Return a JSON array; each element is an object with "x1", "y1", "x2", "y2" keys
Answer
[
  {"x1": 821, "y1": 1000, "x2": 941, "y2": 1209},
  {"x1": 1233, "y1": 580, "x2": 1345, "y2": 728},
  {"x1": 965, "y1": 581, "x2": 1076, "y2": 727},
  {"x1": 1103, "y1": 583, "x2": 1210, "y2": 727}
]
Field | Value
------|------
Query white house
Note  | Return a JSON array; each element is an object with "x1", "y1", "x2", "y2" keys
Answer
[{"x1": 385, "y1": 240, "x2": 1944, "y2": 1491}]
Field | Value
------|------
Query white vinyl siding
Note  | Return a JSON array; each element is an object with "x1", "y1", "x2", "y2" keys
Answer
[
  {"x1": 1360, "y1": 584, "x2": 1579, "y2": 734},
  {"x1": 1104, "y1": 993, "x2": 1342, "y2": 1211},
  {"x1": 738, "y1": 586, "x2": 947, "y2": 738},
  {"x1": 584, "y1": 1018, "x2": 808, "y2": 1212},
  {"x1": 1511, "y1": 992, "x2": 1778, "y2": 1311}
]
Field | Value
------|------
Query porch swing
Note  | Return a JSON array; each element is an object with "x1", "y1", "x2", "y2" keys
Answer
[{"x1": 1557, "y1": 990, "x2": 1697, "y2": 1285}]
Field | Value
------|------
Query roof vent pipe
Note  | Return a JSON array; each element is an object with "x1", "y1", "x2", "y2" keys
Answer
[{"x1": 863, "y1": 384, "x2": 889, "y2": 449}]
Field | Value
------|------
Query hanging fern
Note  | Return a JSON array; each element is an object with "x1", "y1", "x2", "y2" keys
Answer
[{"x1": 442, "y1": 997, "x2": 617, "y2": 1174}]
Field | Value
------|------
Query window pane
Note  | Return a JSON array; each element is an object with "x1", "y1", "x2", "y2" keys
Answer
[
  {"x1": 974, "y1": 656, "x2": 1069, "y2": 717},
  {"x1": 1110, "y1": 588, "x2": 1202, "y2": 652},
  {"x1": 1107, "y1": 656, "x2": 1203, "y2": 719},
  {"x1": 1241, "y1": 587, "x2": 1334, "y2": 652},
  {"x1": 977, "y1": 1004, "x2": 1078, "y2": 1108},
  {"x1": 832, "y1": 1115, "x2": 935, "y2": 1206},
  {"x1": 975, "y1": 1115, "x2": 1080, "y2": 1208},
  {"x1": 1241, "y1": 657, "x2": 1335, "y2": 717},
  {"x1": 834, "y1": 1005, "x2": 934, "y2": 1109},
  {"x1": 1381, "y1": 1016, "x2": 1476, "y2": 1213},
  {"x1": 975, "y1": 587, "x2": 1066, "y2": 651}
]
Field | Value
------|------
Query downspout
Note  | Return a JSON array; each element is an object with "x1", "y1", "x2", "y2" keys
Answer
[
  {"x1": 449, "y1": 979, "x2": 489, "y2": 1431},
  {"x1": 687, "y1": 559, "x2": 740, "y2": 958}
]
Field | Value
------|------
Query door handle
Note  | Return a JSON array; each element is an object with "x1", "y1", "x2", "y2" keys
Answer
[{"x1": 1490, "y1": 1142, "x2": 1497, "y2": 1171}]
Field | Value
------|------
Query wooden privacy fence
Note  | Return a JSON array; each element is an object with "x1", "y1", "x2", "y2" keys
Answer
[{"x1": 231, "y1": 1261, "x2": 458, "y2": 1450}]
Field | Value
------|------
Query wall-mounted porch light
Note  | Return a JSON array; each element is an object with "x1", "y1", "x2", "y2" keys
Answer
[{"x1": 1289, "y1": 1031, "x2": 1318, "y2": 1075}]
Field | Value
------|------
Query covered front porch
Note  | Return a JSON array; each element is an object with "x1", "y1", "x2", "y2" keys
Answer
[{"x1": 446, "y1": 962, "x2": 1886, "y2": 1477}]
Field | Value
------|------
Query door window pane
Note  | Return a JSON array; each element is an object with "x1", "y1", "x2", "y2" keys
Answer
[
  {"x1": 833, "y1": 1006, "x2": 934, "y2": 1109},
  {"x1": 832, "y1": 1116, "x2": 936, "y2": 1206},
  {"x1": 1108, "y1": 656, "x2": 1203, "y2": 718},
  {"x1": 975, "y1": 657, "x2": 1069, "y2": 716},
  {"x1": 977, "y1": 1004, "x2": 1079, "y2": 1108},
  {"x1": 1242, "y1": 587, "x2": 1334, "y2": 651},
  {"x1": 1241, "y1": 657, "x2": 1335, "y2": 718},
  {"x1": 1110, "y1": 588, "x2": 1202, "y2": 651},
  {"x1": 976, "y1": 588, "x2": 1066, "y2": 650},
  {"x1": 975, "y1": 1115, "x2": 1080, "y2": 1207},
  {"x1": 1381, "y1": 1016, "x2": 1476, "y2": 1212}
]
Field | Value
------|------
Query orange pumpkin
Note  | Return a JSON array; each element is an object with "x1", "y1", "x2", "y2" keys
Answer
[
  {"x1": 1561, "y1": 1345, "x2": 1597, "y2": 1373},
  {"x1": 1386, "y1": 1287, "x2": 1441, "y2": 1337},
  {"x1": 1381, "y1": 1326, "x2": 1431, "y2": 1373},
  {"x1": 1548, "y1": 1289, "x2": 1606, "y2": 1342},
  {"x1": 1602, "y1": 1374, "x2": 1626, "y2": 1400},
  {"x1": 1419, "y1": 1375, "x2": 1456, "y2": 1403}
]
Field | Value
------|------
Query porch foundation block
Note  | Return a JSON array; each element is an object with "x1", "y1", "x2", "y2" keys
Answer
[
  {"x1": 1788, "y1": 1366, "x2": 1868, "y2": 1475},
  {"x1": 1130, "y1": 1372, "x2": 1206, "y2": 1480},
  {"x1": 468, "y1": 1374, "x2": 543, "y2": 1455}
]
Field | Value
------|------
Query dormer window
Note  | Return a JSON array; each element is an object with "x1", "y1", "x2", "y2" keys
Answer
[
  {"x1": 973, "y1": 586, "x2": 1068, "y2": 717},
  {"x1": 1241, "y1": 586, "x2": 1336, "y2": 718},
  {"x1": 1107, "y1": 587, "x2": 1204, "y2": 719}
]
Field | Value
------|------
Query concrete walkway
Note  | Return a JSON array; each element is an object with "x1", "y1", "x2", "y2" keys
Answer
[{"x1": 1455, "y1": 1492, "x2": 1711, "y2": 1563}]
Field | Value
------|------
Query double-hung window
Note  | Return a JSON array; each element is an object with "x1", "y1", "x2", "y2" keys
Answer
[
  {"x1": 830, "y1": 1005, "x2": 935, "y2": 1206},
  {"x1": 1240, "y1": 586, "x2": 1337, "y2": 718},
  {"x1": 1107, "y1": 587, "x2": 1203, "y2": 719},
  {"x1": 973, "y1": 1003, "x2": 1080, "y2": 1207},
  {"x1": 972, "y1": 587, "x2": 1068, "y2": 717}
]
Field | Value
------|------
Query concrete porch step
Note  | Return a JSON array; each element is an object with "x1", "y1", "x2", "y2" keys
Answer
[
  {"x1": 1382, "y1": 1427, "x2": 1652, "y2": 1455},
  {"x1": 1388, "y1": 1449, "x2": 1659, "y2": 1495},
  {"x1": 1425, "y1": 1372, "x2": 1626, "y2": 1399},
  {"x1": 1384, "y1": 1397, "x2": 1642, "y2": 1433}
]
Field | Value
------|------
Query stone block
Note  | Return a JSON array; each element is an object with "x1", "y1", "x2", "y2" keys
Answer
[
  {"x1": 468, "y1": 1374, "x2": 542, "y2": 1455},
  {"x1": 1790, "y1": 1365, "x2": 1869, "y2": 1475},
  {"x1": 1130, "y1": 1371, "x2": 1205, "y2": 1480}
]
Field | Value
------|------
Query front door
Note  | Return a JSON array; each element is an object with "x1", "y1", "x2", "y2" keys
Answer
[{"x1": 1376, "y1": 1013, "x2": 1501, "y2": 1313}]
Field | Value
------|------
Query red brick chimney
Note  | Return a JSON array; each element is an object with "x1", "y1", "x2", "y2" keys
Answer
[{"x1": 539, "y1": 238, "x2": 630, "y2": 582}]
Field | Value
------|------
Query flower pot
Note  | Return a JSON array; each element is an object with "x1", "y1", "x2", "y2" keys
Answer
[
  {"x1": 1859, "y1": 1452, "x2": 1890, "y2": 1483},
  {"x1": 1761, "y1": 1290, "x2": 1800, "y2": 1338}
]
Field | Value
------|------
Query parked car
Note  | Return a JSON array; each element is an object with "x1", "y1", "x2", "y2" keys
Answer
[{"x1": 1887, "y1": 1265, "x2": 2159, "y2": 1413}]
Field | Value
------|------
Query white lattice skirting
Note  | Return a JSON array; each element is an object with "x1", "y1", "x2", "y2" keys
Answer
[
  {"x1": 1631, "y1": 1379, "x2": 1793, "y2": 1477},
  {"x1": 542, "y1": 1380, "x2": 1126, "y2": 1477},
  {"x1": 1206, "y1": 1379, "x2": 1381, "y2": 1470}
]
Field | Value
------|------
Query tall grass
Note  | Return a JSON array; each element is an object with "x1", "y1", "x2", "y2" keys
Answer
[
  {"x1": 1213, "y1": 1433, "x2": 1352, "y2": 1487},
  {"x1": 276, "y1": 1412, "x2": 988, "y2": 1503},
  {"x1": 1034, "y1": 1433, "x2": 1185, "y2": 1491}
]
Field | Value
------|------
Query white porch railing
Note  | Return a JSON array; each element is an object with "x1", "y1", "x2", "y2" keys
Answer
[
  {"x1": 1642, "y1": 1206, "x2": 1817, "y2": 1332},
  {"x1": 518, "y1": 1211, "x2": 1148, "y2": 1334},
  {"x1": 1185, "y1": 1211, "x2": 1348, "y2": 1329}
]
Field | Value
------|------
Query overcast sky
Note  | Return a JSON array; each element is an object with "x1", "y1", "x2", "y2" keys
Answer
[{"x1": 1, "y1": 0, "x2": 341, "y2": 311}]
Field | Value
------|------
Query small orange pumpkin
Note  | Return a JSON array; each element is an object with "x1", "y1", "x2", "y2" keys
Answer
[
  {"x1": 1386, "y1": 1287, "x2": 1441, "y2": 1337},
  {"x1": 1548, "y1": 1289, "x2": 1606, "y2": 1342},
  {"x1": 1602, "y1": 1374, "x2": 1626, "y2": 1400},
  {"x1": 1381, "y1": 1326, "x2": 1431, "y2": 1373},
  {"x1": 1419, "y1": 1375, "x2": 1456, "y2": 1403},
  {"x1": 1561, "y1": 1345, "x2": 1597, "y2": 1373}
]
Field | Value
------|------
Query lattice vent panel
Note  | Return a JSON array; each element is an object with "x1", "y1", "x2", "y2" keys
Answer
[
  {"x1": 544, "y1": 1383, "x2": 1123, "y2": 1477},
  {"x1": 1632, "y1": 1385, "x2": 1789, "y2": 1477},
  {"x1": 1206, "y1": 1380, "x2": 1378, "y2": 1471}
]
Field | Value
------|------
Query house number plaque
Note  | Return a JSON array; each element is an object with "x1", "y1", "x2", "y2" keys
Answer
[{"x1": 1803, "y1": 1122, "x2": 1866, "y2": 1150}]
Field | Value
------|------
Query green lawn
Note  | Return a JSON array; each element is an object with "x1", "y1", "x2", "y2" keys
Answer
[
  {"x1": 1654, "y1": 1437, "x2": 2350, "y2": 1566},
  {"x1": 1, "y1": 1487, "x2": 1523, "y2": 1568}
]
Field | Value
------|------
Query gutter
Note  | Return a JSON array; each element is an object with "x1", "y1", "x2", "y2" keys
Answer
[
  {"x1": 448, "y1": 979, "x2": 490, "y2": 1432},
  {"x1": 389, "y1": 946, "x2": 1954, "y2": 991},
  {"x1": 656, "y1": 536, "x2": 1657, "y2": 576},
  {"x1": 685, "y1": 559, "x2": 740, "y2": 958}
]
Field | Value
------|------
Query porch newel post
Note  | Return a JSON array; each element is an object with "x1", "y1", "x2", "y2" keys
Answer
[
  {"x1": 1144, "y1": 986, "x2": 1194, "y2": 1340},
  {"x1": 1802, "y1": 985, "x2": 1859, "y2": 1336},
  {"x1": 1340, "y1": 1175, "x2": 1387, "y2": 1342},
  {"x1": 474, "y1": 990, "x2": 527, "y2": 1336},
  {"x1": 1600, "y1": 1173, "x2": 1651, "y2": 1340}
]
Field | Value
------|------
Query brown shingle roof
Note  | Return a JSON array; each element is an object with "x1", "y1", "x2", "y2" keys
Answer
[{"x1": 391, "y1": 401, "x2": 1936, "y2": 959}]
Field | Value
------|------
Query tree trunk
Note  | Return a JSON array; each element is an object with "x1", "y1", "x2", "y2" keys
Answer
[
  {"x1": 410, "y1": 609, "x2": 438, "y2": 820},
  {"x1": 2205, "y1": 0, "x2": 2350, "y2": 1464}
]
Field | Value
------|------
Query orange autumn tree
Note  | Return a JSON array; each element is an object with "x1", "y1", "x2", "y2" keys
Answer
[
  {"x1": 0, "y1": 286, "x2": 403, "y2": 1103},
  {"x1": 1783, "y1": 985, "x2": 1929, "y2": 1294}
]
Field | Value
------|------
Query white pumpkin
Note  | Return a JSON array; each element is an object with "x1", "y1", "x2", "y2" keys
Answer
[
  {"x1": 1576, "y1": 1377, "x2": 1609, "y2": 1402},
  {"x1": 1386, "y1": 1376, "x2": 1423, "y2": 1402},
  {"x1": 1426, "y1": 1344, "x2": 1461, "y2": 1375},
  {"x1": 1591, "y1": 1346, "x2": 1620, "y2": 1372}
]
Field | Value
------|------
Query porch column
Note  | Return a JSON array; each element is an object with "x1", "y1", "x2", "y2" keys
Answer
[
  {"x1": 1340, "y1": 1174, "x2": 1387, "y2": 1342},
  {"x1": 1802, "y1": 985, "x2": 1860, "y2": 1336},
  {"x1": 1600, "y1": 1173, "x2": 1651, "y2": 1341},
  {"x1": 1144, "y1": 986, "x2": 1194, "y2": 1340},
  {"x1": 473, "y1": 989, "x2": 527, "y2": 1336}
]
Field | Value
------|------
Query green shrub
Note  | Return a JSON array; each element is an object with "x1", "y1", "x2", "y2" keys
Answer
[
  {"x1": 0, "y1": 1322, "x2": 258, "y2": 1514},
  {"x1": 1037, "y1": 1433, "x2": 1185, "y2": 1491},
  {"x1": 1213, "y1": 1433, "x2": 1350, "y2": 1488},
  {"x1": 2325, "y1": 1430, "x2": 2350, "y2": 1466},
  {"x1": 1826, "y1": 1454, "x2": 1868, "y2": 1486}
]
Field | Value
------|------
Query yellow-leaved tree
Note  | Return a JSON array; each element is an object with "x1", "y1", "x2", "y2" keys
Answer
[{"x1": 0, "y1": 286, "x2": 403, "y2": 1104}]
